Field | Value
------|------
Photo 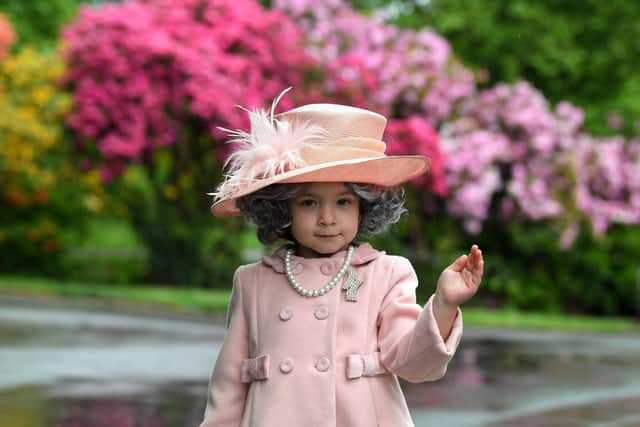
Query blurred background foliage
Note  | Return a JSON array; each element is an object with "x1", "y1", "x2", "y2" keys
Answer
[
  {"x1": 0, "y1": 0, "x2": 639, "y2": 317},
  {"x1": 0, "y1": 0, "x2": 86, "y2": 49}
]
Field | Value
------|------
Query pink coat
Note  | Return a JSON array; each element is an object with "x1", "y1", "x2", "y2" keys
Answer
[{"x1": 200, "y1": 243, "x2": 462, "y2": 427}]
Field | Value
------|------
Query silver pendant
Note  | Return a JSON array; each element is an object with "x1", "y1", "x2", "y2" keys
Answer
[{"x1": 341, "y1": 267, "x2": 363, "y2": 302}]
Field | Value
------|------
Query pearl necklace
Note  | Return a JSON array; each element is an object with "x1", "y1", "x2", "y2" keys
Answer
[{"x1": 284, "y1": 245, "x2": 355, "y2": 298}]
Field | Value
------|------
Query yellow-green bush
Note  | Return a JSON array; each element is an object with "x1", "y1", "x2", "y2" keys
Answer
[{"x1": 0, "y1": 43, "x2": 105, "y2": 274}]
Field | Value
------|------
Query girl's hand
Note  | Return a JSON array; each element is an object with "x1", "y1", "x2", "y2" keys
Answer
[{"x1": 435, "y1": 245, "x2": 484, "y2": 310}]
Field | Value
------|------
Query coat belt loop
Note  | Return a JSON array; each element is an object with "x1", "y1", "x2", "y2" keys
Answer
[{"x1": 346, "y1": 351, "x2": 387, "y2": 379}]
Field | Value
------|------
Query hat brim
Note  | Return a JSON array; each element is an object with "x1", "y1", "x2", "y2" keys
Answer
[{"x1": 211, "y1": 155, "x2": 430, "y2": 216}]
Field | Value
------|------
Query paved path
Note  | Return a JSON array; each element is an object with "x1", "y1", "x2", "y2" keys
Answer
[{"x1": 1, "y1": 296, "x2": 639, "y2": 427}]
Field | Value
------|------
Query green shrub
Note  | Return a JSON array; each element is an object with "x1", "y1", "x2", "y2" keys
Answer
[{"x1": 0, "y1": 0, "x2": 85, "y2": 48}]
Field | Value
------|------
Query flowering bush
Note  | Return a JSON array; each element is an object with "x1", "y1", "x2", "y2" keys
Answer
[
  {"x1": 64, "y1": 0, "x2": 452, "y2": 212},
  {"x1": 439, "y1": 82, "x2": 580, "y2": 233},
  {"x1": 385, "y1": 117, "x2": 448, "y2": 196},
  {"x1": 0, "y1": 45, "x2": 104, "y2": 273},
  {"x1": 274, "y1": 0, "x2": 475, "y2": 123},
  {"x1": 440, "y1": 81, "x2": 640, "y2": 238},
  {"x1": 274, "y1": 0, "x2": 467, "y2": 196},
  {"x1": 275, "y1": 0, "x2": 640, "y2": 240},
  {"x1": 63, "y1": 0, "x2": 315, "y2": 285},
  {"x1": 64, "y1": 0, "x2": 312, "y2": 182},
  {"x1": 574, "y1": 135, "x2": 640, "y2": 234}
]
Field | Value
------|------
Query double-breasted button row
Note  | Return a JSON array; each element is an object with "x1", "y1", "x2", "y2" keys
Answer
[
  {"x1": 279, "y1": 305, "x2": 330, "y2": 321},
  {"x1": 278, "y1": 357, "x2": 330, "y2": 373}
]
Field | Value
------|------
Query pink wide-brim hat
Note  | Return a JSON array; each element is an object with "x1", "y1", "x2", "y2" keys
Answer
[{"x1": 210, "y1": 102, "x2": 430, "y2": 216}]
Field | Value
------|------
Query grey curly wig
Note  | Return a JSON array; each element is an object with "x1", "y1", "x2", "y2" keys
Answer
[{"x1": 236, "y1": 183, "x2": 406, "y2": 245}]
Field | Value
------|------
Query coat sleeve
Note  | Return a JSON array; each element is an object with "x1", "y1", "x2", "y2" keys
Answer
[
  {"x1": 377, "y1": 256, "x2": 463, "y2": 383},
  {"x1": 200, "y1": 267, "x2": 250, "y2": 426}
]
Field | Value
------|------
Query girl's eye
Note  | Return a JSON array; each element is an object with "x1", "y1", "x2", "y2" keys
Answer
[
  {"x1": 337, "y1": 198, "x2": 352, "y2": 206},
  {"x1": 301, "y1": 199, "x2": 317, "y2": 207}
]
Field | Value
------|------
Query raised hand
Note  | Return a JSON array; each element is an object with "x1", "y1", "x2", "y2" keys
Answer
[{"x1": 435, "y1": 245, "x2": 484, "y2": 309}]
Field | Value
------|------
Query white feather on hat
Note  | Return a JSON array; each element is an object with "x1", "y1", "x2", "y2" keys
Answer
[{"x1": 212, "y1": 88, "x2": 327, "y2": 202}]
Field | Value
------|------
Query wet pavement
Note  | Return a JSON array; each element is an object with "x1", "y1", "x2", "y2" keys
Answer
[
  {"x1": 1, "y1": 297, "x2": 639, "y2": 427},
  {"x1": 408, "y1": 329, "x2": 640, "y2": 426}
]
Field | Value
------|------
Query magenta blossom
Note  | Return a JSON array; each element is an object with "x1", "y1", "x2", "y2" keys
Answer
[
  {"x1": 64, "y1": 0, "x2": 312, "y2": 179},
  {"x1": 385, "y1": 117, "x2": 448, "y2": 196}
]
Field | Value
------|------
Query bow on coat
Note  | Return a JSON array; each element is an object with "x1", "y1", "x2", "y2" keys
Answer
[{"x1": 241, "y1": 355, "x2": 271, "y2": 383}]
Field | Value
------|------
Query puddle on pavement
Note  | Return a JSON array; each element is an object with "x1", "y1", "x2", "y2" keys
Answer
[
  {"x1": 0, "y1": 324, "x2": 40, "y2": 346},
  {"x1": 0, "y1": 382, "x2": 208, "y2": 427}
]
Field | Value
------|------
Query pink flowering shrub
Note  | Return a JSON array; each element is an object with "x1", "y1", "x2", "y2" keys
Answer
[
  {"x1": 0, "y1": 12, "x2": 16, "y2": 59},
  {"x1": 274, "y1": 0, "x2": 465, "y2": 196},
  {"x1": 439, "y1": 82, "x2": 582, "y2": 232},
  {"x1": 63, "y1": 0, "x2": 315, "y2": 286},
  {"x1": 64, "y1": 0, "x2": 312, "y2": 181},
  {"x1": 274, "y1": 0, "x2": 475, "y2": 124},
  {"x1": 274, "y1": 0, "x2": 640, "y2": 237},
  {"x1": 63, "y1": 0, "x2": 640, "y2": 245},
  {"x1": 441, "y1": 80, "x2": 640, "y2": 237},
  {"x1": 385, "y1": 117, "x2": 448, "y2": 196},
  {"x1": 574, "y1": 135, "x2": 640, "y2": 234}
]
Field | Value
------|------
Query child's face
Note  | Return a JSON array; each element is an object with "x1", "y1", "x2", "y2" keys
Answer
[{"x1": 288, "y1": 182, "x2": 360, "y2": 258}]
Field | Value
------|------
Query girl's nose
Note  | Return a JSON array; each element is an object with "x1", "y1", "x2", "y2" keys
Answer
[{"x1": 318, "y1": 205, "x2": 336, "y2": 225}]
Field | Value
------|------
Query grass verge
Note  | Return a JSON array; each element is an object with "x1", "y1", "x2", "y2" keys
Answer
[
  {"x1": 0, "y1": 275, "x2": 230, "y2": 314},
  {"x1": 1, "y1": 275, "x2": 638, "y2": 332},
  {"x1": 462, "y1": 307, "x2": 637, "y2": 333}
]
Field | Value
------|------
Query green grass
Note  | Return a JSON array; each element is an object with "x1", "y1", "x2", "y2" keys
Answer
[
  {"x1": 462, "y1": 307, "x2": 637, "y2": 332},
  {"x1": 1, "y1": 275, "x2": 638, "y2": 332},
  {"x1": 0, "y1": 275, "x2": 231, "y2": 314}
]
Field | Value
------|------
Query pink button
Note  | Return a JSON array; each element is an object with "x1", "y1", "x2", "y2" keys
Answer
[
  {"x1": 314, "y1": 306, "x2": 329, "y2": 320},
  {"x1": 280, "y1": 358, "x2": 294, "y2": 373},
  {"x1": 315, "y1": 357, "x2": 330, "y2": 372},
  {"x1": 279, "y1": 307, "x2": 293, "y2": 321},
  {"x1": 320, "y1": 262, "x2": 335, "y2": 276},
  {"x1": 291, "y1": 263, "x2": 303, "y2": 275}
]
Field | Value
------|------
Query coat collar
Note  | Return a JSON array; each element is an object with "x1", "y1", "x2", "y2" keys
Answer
[{"x1": 262, "y1": 242, "x2": 384, "y2": 274}]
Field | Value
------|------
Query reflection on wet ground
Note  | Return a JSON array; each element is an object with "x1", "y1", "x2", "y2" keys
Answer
[
  {"x1": 0, "y1": 383, "x2": 207, "y2": 427},
  {"x1": 407, "y1": 330, "x2": 640, "y2": 426},
  {"x1": 1, "y1": 298, "x2": 639, "y2": 427}
]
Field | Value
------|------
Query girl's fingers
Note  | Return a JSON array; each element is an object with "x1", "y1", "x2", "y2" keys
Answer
[
  {"x1": 470, "y1": 246, "x2": 483, "y2": 270},
  {"x1": 450, "y1": 254, "x2": 468, "y2": 272},
  {"x1": 475, "y1": 252, "x2": 483, "y2": 270}
]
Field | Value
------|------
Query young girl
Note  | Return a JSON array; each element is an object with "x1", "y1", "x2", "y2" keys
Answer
[{"x1": 201, "y1": 92, "x2": 484, "y2": 427}]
